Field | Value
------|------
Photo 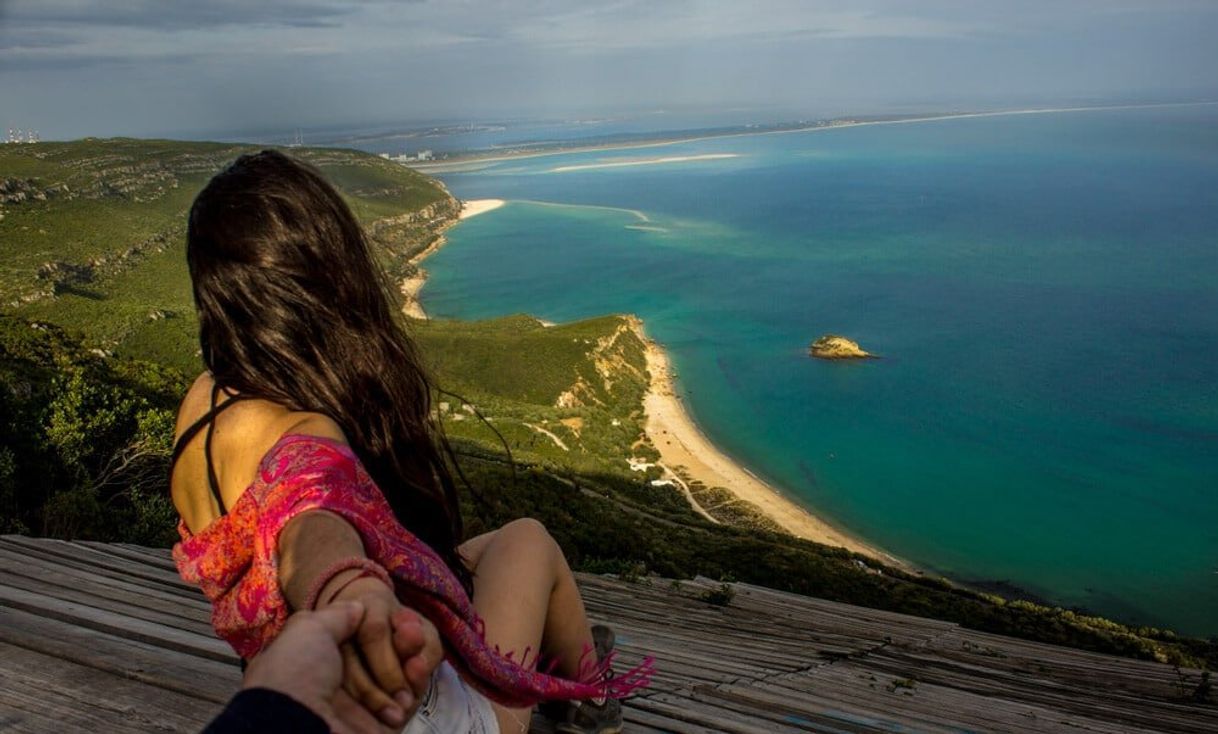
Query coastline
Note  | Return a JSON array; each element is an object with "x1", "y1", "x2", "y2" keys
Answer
[
  {"x1": 409, "y1": 101, "x2": 1218, "y2": 174},
  {"x1": 634, "y1": 320, "x2": 910, "y2": 569},
  {"x1": 399, "y1": 198, "x2": 504, "y2": 319},
  {"x1": 408, "y1": 196, "x2": 908, "y2": 568}
]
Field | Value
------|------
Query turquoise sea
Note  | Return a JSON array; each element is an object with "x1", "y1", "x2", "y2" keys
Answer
[{"x1": 421, "y1": 106, "x2": 1218, "y2": 636}]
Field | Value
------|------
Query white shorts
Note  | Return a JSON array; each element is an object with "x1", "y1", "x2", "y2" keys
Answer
[{"x1": 402, "y1": 660, "x2": 499, "y2": 734}]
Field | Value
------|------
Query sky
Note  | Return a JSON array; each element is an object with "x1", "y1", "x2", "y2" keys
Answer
[{"x1": 2, "y1": 0, "x2": 1216, "y2": 140}]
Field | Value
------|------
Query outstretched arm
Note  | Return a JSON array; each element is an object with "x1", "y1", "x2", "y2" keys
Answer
[
  {"x1": 204, "y1": 601, "x2": 438, "y2": 734},
  {"x1": 277, "y1": 509, "x2": 439, "y2": 728}
]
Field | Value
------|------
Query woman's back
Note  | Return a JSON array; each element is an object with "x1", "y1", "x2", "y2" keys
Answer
[{"x1": 170, "y1": 371, "x2": 345, "y2": 535}]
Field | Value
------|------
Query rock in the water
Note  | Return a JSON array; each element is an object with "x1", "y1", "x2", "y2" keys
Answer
[{"x1": 809, "y1": 335, "x2": 874, "y2": 360}]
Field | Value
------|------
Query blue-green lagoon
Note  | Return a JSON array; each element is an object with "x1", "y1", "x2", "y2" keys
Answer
[{"x1": 421, "y1": 106, "x2": 1218, "y2": 636}]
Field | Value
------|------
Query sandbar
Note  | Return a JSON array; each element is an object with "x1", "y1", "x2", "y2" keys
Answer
[
  {"x1": 460, "y1": 198, "x2": 506, "y2": 219},
  {"x1": 550, "y1": 154, "x2": 738, "y2": 173}
]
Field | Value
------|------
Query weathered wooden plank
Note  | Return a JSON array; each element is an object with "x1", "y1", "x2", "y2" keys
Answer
[
  {"x1": 0, "y1": 604, "x2": 240, "y2": 704},
  {"x1": 0, "y1": 558, "x2": 220, "y2": 637},
  {"x1": 0, "y1": 537, "x2": 202, "y2": 599},
  {"x1": 714, "y1": 676, "x2": 1023, "y2": 734},
  {"x1": 0, "y1": 582, "x2": 237, "y2": 664},
  {"x1": 623, "y1": 703, "x2": 732, "y2": 734},
  {"x1": 677, "y1": 577, "x2": 956, "y2": 639},
  {"x1": 0, "y1": 536, "x2": 195, "y2": 591},
  {"x1": 852, "y1": 646, "x2": 1218, "y2": 734},
  {"x1": 630, "y1": 692, "x2": 806, "y2": 734},
  {"x1": 751, "y1": 660, "x2": 1190, "y2": 734},
  {"x1": 0, "y1": 641, "x2": 218, "y2": 733},
  {"x1": 931, "y1": 626, "x2": 1209, "y2": 702},
  {"x1": 0, "y1": 544, "x2": 212, "y2": 613},
  {"x1": 78, "y1": 540, "x2": 182, "y2": 573},
  {"x1": 578, "y1": 587, "x2": 882, "y2": 665}
]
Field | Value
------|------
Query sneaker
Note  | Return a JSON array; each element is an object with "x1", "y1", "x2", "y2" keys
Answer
[
  {"x1": 554, "y1": 624, "x2": 624, "y2": 734},
  {"x1": 591, "y1": 624, "x2": 615, "y2": 672},
  {"x1": 555, "y1": 697, "x2": 623, "y2": 734}
]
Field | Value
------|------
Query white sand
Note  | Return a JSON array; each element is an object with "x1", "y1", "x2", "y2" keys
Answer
[
  {"x1": 638, "y1": 326, "x2": 907, "y2": 567},
  {"x1": 399, "y1": 273, "x2": 429, "y2": 320},
  {"x1": 460, "y1": 199, "x2": 506, "y2": 219}
]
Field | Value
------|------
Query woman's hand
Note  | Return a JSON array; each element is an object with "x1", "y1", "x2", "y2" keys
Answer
[
  {"x1": 243, "y1": 601, "x2": 388, "y2": 734},
  {"x1": 321, "y1": 574, "x2": 443, "y2": 728},
  {"x1": 276, "y1": 511, "x2": 441, "y2": 726}
]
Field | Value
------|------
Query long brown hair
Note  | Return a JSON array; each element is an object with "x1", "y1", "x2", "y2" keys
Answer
[{"x1": 186, "y1": 149, "x2": 470, "y2": 589}]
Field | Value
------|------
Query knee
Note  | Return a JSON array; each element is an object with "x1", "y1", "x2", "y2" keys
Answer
[
  {"x1": 502, "y1": 517, "x2": 551, "y2": 543},
  {"x1": 499, "y1": 517, "x2": 558, "y2": 558}
]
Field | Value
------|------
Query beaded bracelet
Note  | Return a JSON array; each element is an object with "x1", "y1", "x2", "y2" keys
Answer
[{"x1": 302, "y1": 557, "x2": 393, "y2": 611}]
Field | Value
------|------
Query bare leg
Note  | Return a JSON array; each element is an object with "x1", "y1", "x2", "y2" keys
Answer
[{"x1": 460, "y1": 518, "x2": 596, "y2": 733}]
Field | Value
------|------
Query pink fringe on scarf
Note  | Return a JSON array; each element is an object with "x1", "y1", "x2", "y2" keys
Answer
[{"x1": 173, "y1": 433, "x2": 654, "y2": 708}]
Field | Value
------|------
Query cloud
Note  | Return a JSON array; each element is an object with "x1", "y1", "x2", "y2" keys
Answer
[
  {"x1": 485, "y1": 1, "x2": 992, "y2": 51},
  {"x1": 1, "y1": 0, "x2": 373, "y2": 31},
  {"x1": 0, "y1": 28, "x2": 79, "y2": 52},
  {"x1": 2, "y1": 0, "x2": 1215, "y2": 139},
  {"x1": 4, "y1": 0, "x2": 1206, "y2": 70}
]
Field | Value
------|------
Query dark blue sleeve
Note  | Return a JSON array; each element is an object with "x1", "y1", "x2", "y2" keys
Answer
[{"x1": 201, "y1": 687, "x2": 329, "y2": 734}]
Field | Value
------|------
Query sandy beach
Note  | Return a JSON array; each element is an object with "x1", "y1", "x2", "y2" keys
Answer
[
  {"x1": 400, "y1": 199, "x2": 505, "y2": 319},
  {"x1": 460, "y1": 198, "x2": 506, "y2": 219},
  {"x1": 637, "y1": 325, "x2": 908, "y2": 567}
]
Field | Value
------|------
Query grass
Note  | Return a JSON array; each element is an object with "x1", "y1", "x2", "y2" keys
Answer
[{"x1": 412, "y1": 313, "x2": 655, "y2": 477}]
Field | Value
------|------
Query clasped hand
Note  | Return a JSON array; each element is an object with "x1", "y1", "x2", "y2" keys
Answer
[
  {"x1": 325, "y1": 575, "x2": 442, "y2": 729},
  {"x1": 246, "y1": 575, "x2": 443, "y2": 733}
]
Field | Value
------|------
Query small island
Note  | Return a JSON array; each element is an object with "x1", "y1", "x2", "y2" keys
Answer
[{"x1": 809, "y1": 334, "x2": 876, "y2": 360}]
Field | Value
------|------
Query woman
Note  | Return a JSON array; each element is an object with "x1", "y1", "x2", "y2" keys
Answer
[{"x1": 169, "y1": 151, "x2": 646, "y2": 733}]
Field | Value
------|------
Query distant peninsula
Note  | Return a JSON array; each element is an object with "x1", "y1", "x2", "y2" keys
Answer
[{"x1": 404, "y1": 102, "x2": 1208, "y2": 174}]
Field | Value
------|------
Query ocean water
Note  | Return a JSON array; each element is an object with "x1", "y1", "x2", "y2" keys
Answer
[{"x1": 421, "y1": 106, "x2": 1218, "y2": 636}]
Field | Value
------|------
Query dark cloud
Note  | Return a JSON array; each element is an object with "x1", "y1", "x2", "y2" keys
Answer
[
  {"x1": 2, "y1": 0, "x2": 380, "y2": 32},
  {"x1": 0, "y1": 28, "x2": 79, "y2": 51},
  {"x1": 1, "y1": 0, "x2": 1214, "y2": 140},
  {"x1": 0, "y1": 50, "x2": 202, "y2": 71}
]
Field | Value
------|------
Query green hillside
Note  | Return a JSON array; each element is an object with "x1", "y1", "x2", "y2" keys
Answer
[
  {"x1": 1, "y1": 138, "x2": 457, "y2": 374},
  {"x1": 1, "y1": 139, "x2": 1214, "y2": 673}
]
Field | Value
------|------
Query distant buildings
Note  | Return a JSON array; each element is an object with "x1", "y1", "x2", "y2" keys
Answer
[
  {"x1": 387, "y1": 149, "x2": 435, "y2": 163},
  {"x1": 6, "y1": 128, "x2": 40, "y2": 144}
]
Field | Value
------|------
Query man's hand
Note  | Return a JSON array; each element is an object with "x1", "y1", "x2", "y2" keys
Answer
[
  {"x1": 244, "y1": 601, "x2": 390, "y2": 734},
  {"x1": 241, "y1": 601, "x2": 443, "y2": 733},
  {"x1": 322, "y1": 577, "x2": 443, "y2": 728}
]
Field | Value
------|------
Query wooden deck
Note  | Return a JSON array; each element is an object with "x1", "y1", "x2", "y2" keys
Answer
[{"x1": 0, "y1": 534, "x2": 1213, "y2": 733}]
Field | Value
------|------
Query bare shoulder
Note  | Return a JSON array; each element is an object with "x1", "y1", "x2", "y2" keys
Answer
[
  {"x1": 171, "y1": 371, "x2": 347, "y2": 533},
  {"x1": 281, "y1": 411, "x2": 348, "y2": 444},
  {"x1": 172, "y1": 371, "x2": 215, "y2": 438},
  {"x1": 174, "y1": 371, "x2": 347, "y2": 442}
]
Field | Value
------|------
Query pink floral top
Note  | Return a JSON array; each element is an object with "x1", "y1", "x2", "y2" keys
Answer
[{"x1": 172, "y1": 433, "x2": 651, "y2": 707}]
